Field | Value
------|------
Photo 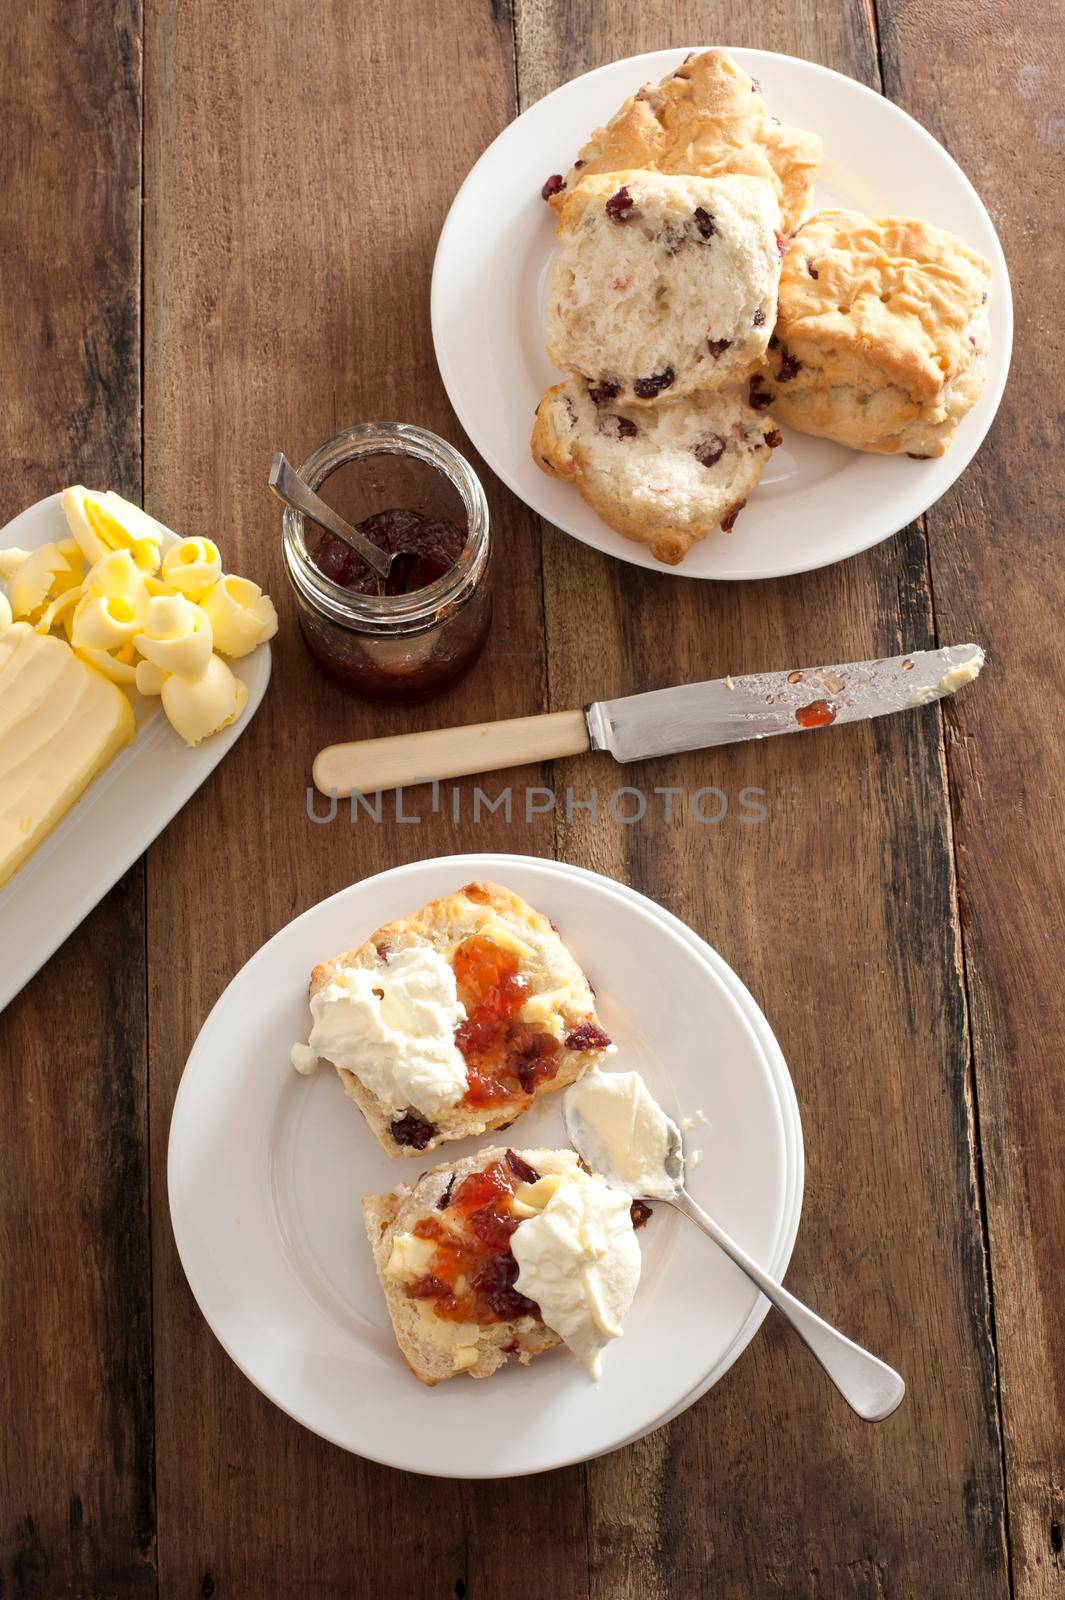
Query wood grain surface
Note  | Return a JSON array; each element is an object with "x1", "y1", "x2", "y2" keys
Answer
[
  {"x1": 0, "y1": 0, "x2": 1060, "y2": 1596},
  {"x1": 0, "y1": 5, "x2": 155, "y2": 1598}
]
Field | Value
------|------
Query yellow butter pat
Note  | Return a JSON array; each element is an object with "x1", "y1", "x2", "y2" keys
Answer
[{"x1": 0, "y1": 623, "x2": 134, "y2": 889}]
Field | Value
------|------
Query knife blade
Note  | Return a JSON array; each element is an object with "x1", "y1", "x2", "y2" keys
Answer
[
  {"x1": 312, "y1": 644, "x2": 984, "y2": 796},
  {"x1": 586, "y1": 643, "x2": 984, "y2": 762}
]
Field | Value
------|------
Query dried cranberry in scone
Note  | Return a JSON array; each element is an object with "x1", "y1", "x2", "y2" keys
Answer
[{"x1": 531, "y1": 376, "x2": 780, "y2": 568}]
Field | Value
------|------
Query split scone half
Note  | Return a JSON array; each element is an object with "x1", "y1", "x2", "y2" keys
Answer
[
  {"x1": 547, "y1": 171, "x2": 782, "y2": 403},
  {"x1": 532, "y1": 375, "x2": 782, "y2": 564},
  {"x1": 365, "y1": 1146, "x2": 646, "y2": 1383},
  {"x1": 753, "y1": 210, "x2": 992, "y2": 457},
  {"x1": 291, "y1": 881, "x2": 611, "y2": 1157},
  {"x1": 542, "y1": 47, "x2": 821, "y2": 237}
]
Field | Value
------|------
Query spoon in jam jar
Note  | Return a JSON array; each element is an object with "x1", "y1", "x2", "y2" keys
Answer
[
  {"x1": 269, "y1": 451, "x2": 417, "y2": 594},
  {"x1": 563, "y1": 1078, "x2": 906, "y2": 1422}
]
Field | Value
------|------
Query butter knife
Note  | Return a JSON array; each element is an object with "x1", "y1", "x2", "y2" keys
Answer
[{"x1": 313, "y1": 644, "x2": 984, "y2": 796}]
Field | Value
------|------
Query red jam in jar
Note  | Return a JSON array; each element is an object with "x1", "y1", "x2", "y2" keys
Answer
[
  {"x1": 310, "y1": 509, "x2": 467, "y2": 597},
  {"x1": 281, "y1": 423, "x2": 492, "y2": 703}
]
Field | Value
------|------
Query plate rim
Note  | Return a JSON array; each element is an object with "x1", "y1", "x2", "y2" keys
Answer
[
  {"x1": 431, "y1": 44, "x2": 1013, "y2": 581},
  {"x1": 167, "y1": 850, "x2": 803, "y2": 1477}
]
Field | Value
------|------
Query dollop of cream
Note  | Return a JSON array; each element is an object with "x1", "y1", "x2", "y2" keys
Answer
[
  {"x1": 0, "y1": 590, "x2": 12, "y2": 634},
  {"x1": 161, "y1": 537, "x2": 222, "y2": 601},
  {"x1": 564, "y1": 1070, "x2": 681, "y2": 1199},
  {"x1": 291, "y1": 945, "x2": 468, "y2": 1119},
  {"x1": 510, "y1": 1166, "x2": 641, "y2": 1378},
  {"x1": 201, "y1": 575, "x2": 278, "y2": 658}
]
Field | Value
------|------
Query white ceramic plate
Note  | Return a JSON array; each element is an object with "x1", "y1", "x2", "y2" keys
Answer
[
  {"x1": 432, "y1": 48, "x2": 1012, "y2": 580},
  {"x1": 168, "y1": 853, "x2": 802, "y2": 1478},
  {"x1": 0, "y1": 495, "x2": 271, "y2": 1010}
]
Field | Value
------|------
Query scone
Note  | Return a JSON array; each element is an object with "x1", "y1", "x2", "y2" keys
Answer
[
  {"x1": 532, "y1": 375, "x2": 782, "y2": 564},
  {"x1": 541, "y1": 48, "x2": 821, "y2": 236},
  {"x1": 291, "y1": 881, "x2": 611, "y2": 1157},
  {"x1": 753, "y1": 209, "x2": 992, "y2": 456},
  {"x1": 365, "y1": 1145, "x2": 647, "y2": 1384},
  {"x1": 546, "y1": 171, "x2": 782, "y2": 401}
]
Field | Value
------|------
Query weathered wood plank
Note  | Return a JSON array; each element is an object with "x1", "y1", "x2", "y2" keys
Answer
[
  {"x1": 876, "y1": 5, "x2": 1065, "y2": 1594},
  {"x1": 517, "y1": 5, "x2": 1010, "y2": 1596},
  {"x1": 0, "y1": 5, "x2": 153, "y2": 1594},
  {"x1": 142, "y1": 1, "x2": 586, "y2": 1594}
]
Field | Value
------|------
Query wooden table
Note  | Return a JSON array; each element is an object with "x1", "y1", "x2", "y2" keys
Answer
[{"x1": 2, "y1": 3, "x2": 1061, "y2": 1595}]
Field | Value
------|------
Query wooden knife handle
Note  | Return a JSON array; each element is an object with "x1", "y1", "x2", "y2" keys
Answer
[{"x1": 312, "y1": 708, "x2": 591, "y2": 796}]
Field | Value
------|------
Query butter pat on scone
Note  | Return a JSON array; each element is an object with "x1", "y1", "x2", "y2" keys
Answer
[
  {"x1": 545, "y1": 48, "x2": 821, "y2": 236},
  {"x1": 291, "y1": 882, "x2": 612, "y2": 1156},
  {"x1": 0, "y1": 622, "x2": 135, "y2": 889},
  {"x1": 756, "y1": 209, "x2": 992, "y2": 456},
  {"x1": 547, "y1": 170, "x2": 782, "y2": 402}
]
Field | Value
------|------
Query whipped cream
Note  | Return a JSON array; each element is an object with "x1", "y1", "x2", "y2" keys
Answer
[
  {"x1": 564, "y1": 1069, "x2": 681, "y2": 1199},
  {"x1": 290, "y1": 945, "x2": 468, "y2": 1119},
  {"x1": 511, "y1": 1165, "x2": 641, "y2": 1378}
]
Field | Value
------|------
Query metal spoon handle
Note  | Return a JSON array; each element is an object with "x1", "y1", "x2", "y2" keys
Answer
[
  {"x1": 268, "y1": 451, "x2": 392, "y2": 581},
  {"x1": 668, "y1": 1187, "x2": 905, "y2": 1422}
]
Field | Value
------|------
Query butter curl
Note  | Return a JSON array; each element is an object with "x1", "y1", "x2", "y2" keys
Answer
[
  {"x1": 62, "y1": 487, "x2": 163, "y2": 575},
  {"x1": 0, "y1": 547, "x2": 32, "y2": 581},
  {"x1": 133, "y1": 594, "x2": 214, "y2": 680},
  {"x1": 201, "y1": 575, "x2": 278, "y2": 658},
  {"x1": 161, "y1": 537, "x2": 222, "y2": 602},
  {"x1": 8, "y1": 541, "x2": 84, "y2": 621},
  {"x1": 161, "y1": 653, "x2": 248, "y2": 745}
]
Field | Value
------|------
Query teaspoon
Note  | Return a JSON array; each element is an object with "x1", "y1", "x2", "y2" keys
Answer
[
  {"x1": 269, "y1": 451, "x2": 411, "y2": 589},
  {"x1": 562, "y1": 1091, "x2": 906, "y2": 1422}
]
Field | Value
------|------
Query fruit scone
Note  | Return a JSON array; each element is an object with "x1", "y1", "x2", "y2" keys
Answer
[
  {"x1": 290, "y1": 882, "x2": 612, "y2": 1156},
  {"x1": 541, "y1": 47, "x2": 821, "y2": 236},
  {"x1": 752, "y1": 209, "x2": 992, "y2": 457},
  {"x1": 533, "y1": 374, "x2": 783, "y2": 564},
  {"x1": 547, "y1": 170, "x2": 783, "y2": 402},
  {"x1": 364, "y1": 1145, "x2": 648, "y2": 1382}
]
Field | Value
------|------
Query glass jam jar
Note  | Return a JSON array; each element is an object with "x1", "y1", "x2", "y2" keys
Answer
[{"x1": 281, "y1": 422, "x2": 491, "y2": 702}]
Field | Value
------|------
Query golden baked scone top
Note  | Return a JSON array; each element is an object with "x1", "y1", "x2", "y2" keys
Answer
[
  {"x1": 776, "y1": 209, "x2": 991, "y2": 399},
  {"x1": 549, "y1": 49, "x2": 822, "y2": 235}
]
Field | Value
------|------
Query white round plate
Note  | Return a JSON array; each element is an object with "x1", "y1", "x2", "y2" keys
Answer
[
  {"x1": 432, "y1": 48, "x2": 1012, "y2": 580},
  {"x1": 168, "y1": 854, "x2": 802, "y2": 1477}
]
